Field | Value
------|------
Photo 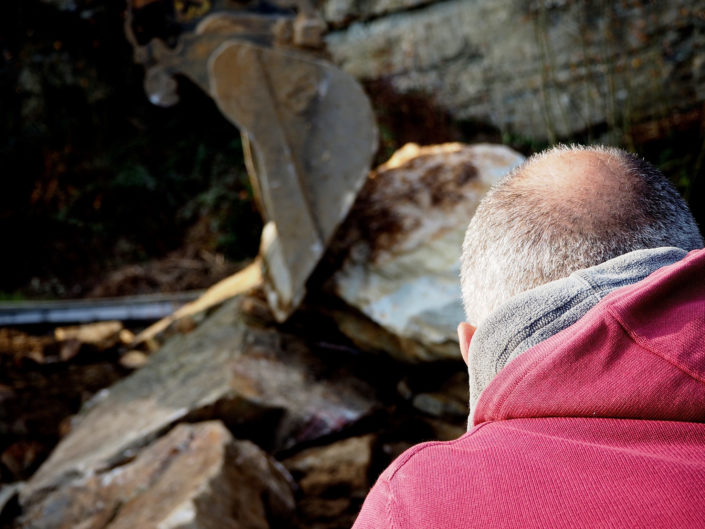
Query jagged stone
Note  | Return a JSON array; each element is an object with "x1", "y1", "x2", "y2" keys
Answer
[
  {"x1": 331, "y1": 143, "x2": 524, "y2": 361},
  {"x1": 19, "y1": 421, "x2": 295, "y2": 529},
  {"x1": 284, "y1": 434, "x2": 374, "y2": 495},
  {"x1": 119, "y1": 350, "x2": 148, "y2": 369},
  {"x1": 283, "y1": 435, "x2": 375, "y2": 523},
  {"x1": 54, "y1": 321, "x2": 124, "y2": 354},
  {"x1": 20, "y1": 295, "x2": 377, "y2": 504},
  {"x1": 326, "y1": 0, "x2": 705, "y2": 140}
]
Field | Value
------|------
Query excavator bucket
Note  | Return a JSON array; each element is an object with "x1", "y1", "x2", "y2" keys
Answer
[{"x1": 125, "y1": 0, "x2": 378, "y2": 320}]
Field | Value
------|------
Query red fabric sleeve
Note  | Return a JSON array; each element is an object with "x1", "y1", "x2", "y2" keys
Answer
[{"x1": 352, "y1": 476, "x2": 396, "y2": 529}]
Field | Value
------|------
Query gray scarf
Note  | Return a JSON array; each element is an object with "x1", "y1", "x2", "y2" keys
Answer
[{"x1": 467, "y1": 246, "x2": 687, "y2": 425}]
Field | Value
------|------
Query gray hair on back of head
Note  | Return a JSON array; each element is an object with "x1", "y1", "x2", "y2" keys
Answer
[{"x1": 460, "y1": 144, "x2": 704, "y2": 327}]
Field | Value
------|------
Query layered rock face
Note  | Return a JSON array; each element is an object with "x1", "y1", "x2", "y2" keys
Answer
[{"x1": 324, "y1": 0, "x2": 705, "y2": 140}]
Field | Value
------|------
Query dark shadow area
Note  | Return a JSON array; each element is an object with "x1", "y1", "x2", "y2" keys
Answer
[{"x1": 1, "y1": 0, "x2": 261, "y2": 299}]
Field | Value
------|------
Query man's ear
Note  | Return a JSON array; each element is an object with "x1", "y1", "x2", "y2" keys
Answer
[{"x1": 457, "y1": 322, "x2": 476, "y2": 366}]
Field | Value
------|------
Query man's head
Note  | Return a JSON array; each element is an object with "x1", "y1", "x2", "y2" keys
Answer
[{"x1": 457, "y1": 145, "x2": 703, "y2": 359}]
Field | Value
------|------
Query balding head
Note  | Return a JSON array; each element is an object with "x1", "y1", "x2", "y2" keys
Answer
[
  {"x1": 460, "y1": 144, "x2": 703, "y2": 327},
  {"x1": 517, "y1": 148, "x2": 632, "y2": 210}
]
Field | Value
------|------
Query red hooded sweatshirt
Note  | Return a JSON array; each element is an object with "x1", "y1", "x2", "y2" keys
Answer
[{"x1": 353, "y1": 248, "x2": 705, "y2": 528}]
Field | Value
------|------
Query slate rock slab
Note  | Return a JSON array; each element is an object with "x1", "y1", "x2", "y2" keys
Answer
[
  {"x1": 19, "y1": 421, "x2": 295, "y2": 529},
  {"x1": 21, "y1": 295, "x2": 377, "y2": 505}
]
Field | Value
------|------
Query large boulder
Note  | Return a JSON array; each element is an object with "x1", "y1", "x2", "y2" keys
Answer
[
  {"x1": 325, "y1": 0, "x2": 705, "y2": 140},
  {"x1": 331, "y1": 143, "x2": 524, "y2": 361},
  {"x1": 20, "y1": 294, "x2": 377, "y2": 505},
  {"x1": 19, "y1": 421, "x2": 295, "y2": 529}
]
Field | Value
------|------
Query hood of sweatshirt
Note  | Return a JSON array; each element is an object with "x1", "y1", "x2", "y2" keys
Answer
[{"x1": 473, "y1": 247, "x2": 705, "y2": 426}]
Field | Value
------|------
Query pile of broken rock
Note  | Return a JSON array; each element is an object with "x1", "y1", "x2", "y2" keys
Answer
[{"x1": 3, "y1": 143, "x2": 523, "y2": 529}]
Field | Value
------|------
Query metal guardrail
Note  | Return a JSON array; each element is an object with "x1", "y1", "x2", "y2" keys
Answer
[{"x1": 0, "y1": 292, "x2": 203, "y2": 326}]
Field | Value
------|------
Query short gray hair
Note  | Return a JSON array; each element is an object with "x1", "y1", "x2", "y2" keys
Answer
[{"x1": 460, "y1": 144, "x2": 703, "y2": 326}]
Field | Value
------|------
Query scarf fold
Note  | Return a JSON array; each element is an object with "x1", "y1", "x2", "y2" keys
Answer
[{"x1": 467, "y1": 246, "x2": 687, "y2": 425}]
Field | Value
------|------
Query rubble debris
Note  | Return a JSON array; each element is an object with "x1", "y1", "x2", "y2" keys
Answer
[
  {"x1": 19, "y1": 421, "x2": 296, "y2": 529},
  {"x1": 2, "y1": 321, "x2": 129, "y2": 367},
  {"x1": 331, "y1": 142, "x2": 524, "y2": 361},
  {"x1": 0, "y1": 329, "x2": 51, "y2": 364},
  {"x1": 3, "y1": 134, "x2": 526, "y2": 527},
  {"x1": 284, "y1": 435, "x2": 375, "y2": 525},
  {"x1": 20, "y1": 294, "x2": 378, "y2": 504},
  {"x1": 284, "y1": 434, "x2": 374, "y2": 496},
  {"x1": 86, "y1": 250, "x2": 241, "y2": 298},
  {"x1": 0, "y1": 358, "x2": 124, "y2": 482},
  {"x1": 54, "y1": 321, "x2": 123, "y2": 350},
  {"x1": 132, "y1": 260, "x2": 261, "y2": 347},
  {"x1": 1, "y1": 321, "x2": 130, "y2": 365},
  {"x1": 118, "y1": 329, "x2": 135, "y2": 344},
  {"x1": 119, "y1": 350, "x2": 149, "y2": 370}
]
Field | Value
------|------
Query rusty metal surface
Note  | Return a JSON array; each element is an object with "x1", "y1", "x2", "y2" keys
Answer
[{"x1": 125, "y1": 0, "x2": 377, "y2": 320}]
